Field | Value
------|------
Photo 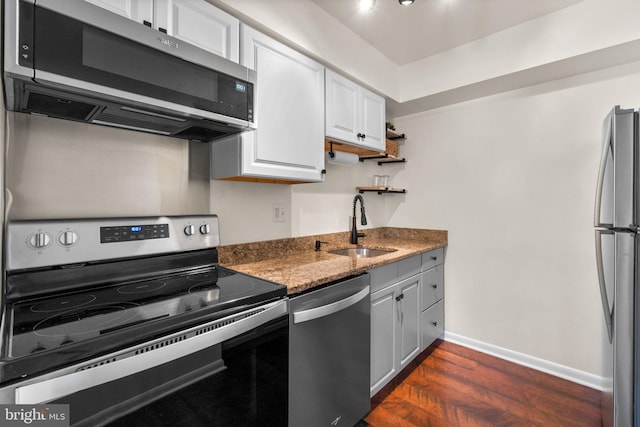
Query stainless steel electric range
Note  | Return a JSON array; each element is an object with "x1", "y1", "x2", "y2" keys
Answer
[{"x1": 0, "y1": 215, "x2": 289, "y2": 426}]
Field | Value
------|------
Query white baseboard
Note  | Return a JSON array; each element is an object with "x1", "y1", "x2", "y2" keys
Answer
[{"x1": 444, "y1": 331, "x2": 606, "y2": 391}]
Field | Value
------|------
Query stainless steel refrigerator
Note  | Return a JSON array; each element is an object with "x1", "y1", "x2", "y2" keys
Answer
[{"x1": 595, "y1": 105, "x2": 638, "y2": 427}]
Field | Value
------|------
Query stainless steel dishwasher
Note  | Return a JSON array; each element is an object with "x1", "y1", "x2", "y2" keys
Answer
[{"x1": 289, "y1": 273, "x2": 371, "y2": 427}]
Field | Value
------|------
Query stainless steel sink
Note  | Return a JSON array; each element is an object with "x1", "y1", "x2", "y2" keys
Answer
[{"x1": 328, "y1": 247, "x2": 397, "y2": 258}]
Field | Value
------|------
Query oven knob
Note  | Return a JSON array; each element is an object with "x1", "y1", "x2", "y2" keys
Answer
[
  {"x1": 184, "y1": 225, "x2": 196, "y2": 236},
  {"x1": 29, "y1": 232, "x2": 50, "y2": 249},
  {"x1": 59, "y1": 231, "x2": 78, "y2": 246},
  {"x1": 199, "y1": 224, "x2": 211, "y2": 235}
]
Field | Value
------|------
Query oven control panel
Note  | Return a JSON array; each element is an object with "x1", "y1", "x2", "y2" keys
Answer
[
  {"x1": 100, "y1": 223, "x2": 170, "y2": 243},
  {"x1": 6, "y1": 215, "x2": 220, "y2": 271}
]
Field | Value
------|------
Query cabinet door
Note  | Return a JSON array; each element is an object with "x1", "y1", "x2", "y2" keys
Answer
[
  {"x1": 84, "y1": 0, "x2": 153, "y2": 25},
  {"x1": 360, "y1": 87, "x2": 386, "y2": 151},
  {"x1": 422, "y1": 247, "x2": 445, "y2": 271},
  {"x1": 156, "y1": 0, "x2": 239, "y2": 62},
  {"x1": 325, "y1": 69, "x2": 359, "y2": 145},
  {"x1": 240, "y1": 26, "x2": 325, "y2": 182},
  {"x1": 421, "y1": 300, "x2": 444, "y2": 350},
  {"x1": 421, "y1": 264, "x2": 444, "y2": 311},
  {"x1": 370, "y1": 285, "x2": 398, "y2": 396},
  {"x1": 398, "y1": 275, "x2": 421, "y2": 370}
]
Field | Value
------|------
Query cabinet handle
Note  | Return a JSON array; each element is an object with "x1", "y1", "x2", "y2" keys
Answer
[
  {"x1": 362, "y1": 134, "x2": 366, "y2": 139},
  {"x1": 143, "y1": 20, "x2": 152, "y2": 27},
  {"x1": 357, "y1": 133, "x2": 363, "y2": 139},
  {"x1": 395, "y1": 294, "x2": 404, "y2": 302},
  {"x1": 431, "y1": 284, "x2": 438, "y2": 289},
  {"x1": 159, "y1": 27, "x2": 167, "y2": 34},
  {"x1": 431, "y1": 256, "x2": 438, "y2": 261},
  {"x1": 432, "y1": 321, "x2": 438, "y2": 327}
]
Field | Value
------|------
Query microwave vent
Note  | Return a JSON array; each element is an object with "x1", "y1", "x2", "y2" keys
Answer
[
  {"x1": 92, "y1": 111, "x2": 185, "y2": 135},
  {"x1": 25, "y1": 91, "x2": 97, "y2": 121},
  {"x1": 175, "y1": 126, "x2": 227, "y2": 142}
]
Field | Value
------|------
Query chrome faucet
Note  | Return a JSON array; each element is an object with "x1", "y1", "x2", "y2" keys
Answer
[{"x1": 350, "y1": 194, "x2": 367, "y2": 244}]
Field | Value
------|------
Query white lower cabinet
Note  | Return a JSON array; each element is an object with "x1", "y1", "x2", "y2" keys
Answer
[
  {"x1": 370, "y1": 285, "x2": 398, "y2": 395},
  {"x1": 370, "y1": 248, "x2": 446, "y2": 397},
  {"x1": 398, "y1": 275, "x2": 421, "y2": 369},
  {"x1": 369, "y1": 255, "x2": 421, "y2": 396},
  {"x1": 420, "y1": 253, "x2": 445, "y2": 351},
  {"x1": 421, "y1": 300, "x2": 444, "y2": 350}
]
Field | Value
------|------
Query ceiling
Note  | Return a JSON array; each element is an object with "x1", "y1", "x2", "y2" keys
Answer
[{"x1": 310, "y1": 0, "x2": 583, "y2": 66}]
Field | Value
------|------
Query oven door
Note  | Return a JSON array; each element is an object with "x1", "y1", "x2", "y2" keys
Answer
[{"x1": 1, "y1": 300, "x2": 288, "y2": 427}]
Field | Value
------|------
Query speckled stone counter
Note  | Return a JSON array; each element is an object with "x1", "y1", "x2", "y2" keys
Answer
[{"x1": 218, "y1": 227, "x2": 448, "y2": 295}]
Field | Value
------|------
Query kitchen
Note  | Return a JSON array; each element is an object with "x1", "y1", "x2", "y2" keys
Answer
[{"x1": 0, "y1": 0, "x2": 634, "y2": 425}]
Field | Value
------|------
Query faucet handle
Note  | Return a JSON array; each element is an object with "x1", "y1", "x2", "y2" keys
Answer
[{"x1": 315, "y1": 240, "x2": 329, "y2": 251}]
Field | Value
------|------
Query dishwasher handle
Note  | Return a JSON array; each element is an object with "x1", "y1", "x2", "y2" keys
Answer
[{"x1": 293, "y1": 285, "x2": 370, "y2": 324}]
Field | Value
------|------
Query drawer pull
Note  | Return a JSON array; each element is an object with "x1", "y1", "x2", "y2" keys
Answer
[
  {"x1": 432, "y1": 321, "x2": 438, "y2": 327},
  {"x1": 431, "y1": 284, "x2": 438, "y2": 289},
  {"x1": 431, "y1": 256, "x2": 438, "y2": 261}
]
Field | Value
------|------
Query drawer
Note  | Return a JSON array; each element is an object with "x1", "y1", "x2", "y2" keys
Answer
[
  {"x1": 421, "y1": 299, "x2": 444, "y2": 350},
  {"x1": 420, "y1": 264, "x2": 444, "y2": 311},
  {"x1": 369, "y1": 262, "x2": 398, "y2": 293},
  {"x1": 421, "y1": 247, "x2": 444, "y2": 271},
  {"x1": 397, "y1": 254, "x2": 421, "y2": 281}
]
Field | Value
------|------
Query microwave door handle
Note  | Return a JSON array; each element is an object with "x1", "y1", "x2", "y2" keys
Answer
[
  {"x1": 594, "y1": 112, "x2": 613, "y2": 227},
  {"x1": 595, "y1": 230, "x2": 613, "y2": 342}
]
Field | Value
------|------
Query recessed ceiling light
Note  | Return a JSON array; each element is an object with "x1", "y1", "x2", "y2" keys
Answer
[
  {"x1": 359, "y1": 0, "x2": 375, "y2": 11},
  {"x1": 399, "y1": 0, "x2": 415, "y2": 5}
]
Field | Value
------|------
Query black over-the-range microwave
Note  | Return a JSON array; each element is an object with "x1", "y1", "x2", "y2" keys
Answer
[{"x1": 3, "y1": 0, "x2": 256, "y2": 142}]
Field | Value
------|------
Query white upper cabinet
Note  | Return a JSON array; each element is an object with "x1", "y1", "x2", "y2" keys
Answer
[
  {"x1": 83, "y1": 0, "x2": 153, "y2": 23},
  {"x1": 155, "y1": 0, "x2": 239, "y2": 62},
  {"x1": 84, "y1": 0, "x2": 239, "y2": 62},
  {"x1": 326, "y1": 69, "x2": 385, "y2": 151},
  {"x1": 211, "y1": 25, "x2": 325, "y2": 183}
]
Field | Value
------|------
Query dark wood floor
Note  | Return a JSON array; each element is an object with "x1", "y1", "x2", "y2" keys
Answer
[{"x1": 362, "y1": 340, "x2": 602, "y2": 427}]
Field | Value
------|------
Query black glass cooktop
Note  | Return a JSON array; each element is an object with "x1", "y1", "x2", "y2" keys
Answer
[{"x1": 8, "y1": 267, "x2": 284, "y2": 359}]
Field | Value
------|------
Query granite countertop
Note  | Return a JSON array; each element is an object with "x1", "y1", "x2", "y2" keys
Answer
[{"x1": 218, "y1": 227, "x2": 448, "y2": 295}]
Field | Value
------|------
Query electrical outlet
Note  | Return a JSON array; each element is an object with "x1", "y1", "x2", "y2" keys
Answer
[{"x1": 273, "y1": 204, "x2": 286, "y2": 223}]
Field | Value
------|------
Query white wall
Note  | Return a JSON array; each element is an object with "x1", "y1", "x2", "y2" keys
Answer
[
  {"x1": 5, "y1": 114, "x2": 210, "y2": 219},
  {"x1": 210, "y1": 156, "x2": 385, "y2": 244},
  {"x1": 399, "y1": 0, "x2": 640, "y2": 102},
  {"x1": 291, "y1": 156, "x2": 387, "y2": 237},
  {"x1": 203, "y1": 0, "x2": 640, "y2": 379},
  {"x1": 389, "y1": 61, "x2": 640, "y2": 376},
  {"x1": 210, "y1": 180, "x2": 292, "y2": 244},
  {"x1": 209, "y1": 0, "x2": 398, "y2": 98}
]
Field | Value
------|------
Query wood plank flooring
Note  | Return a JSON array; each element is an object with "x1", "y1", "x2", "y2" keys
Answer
[{"x1": 361, "y1": 340, "x2": 602, "y2": 427}]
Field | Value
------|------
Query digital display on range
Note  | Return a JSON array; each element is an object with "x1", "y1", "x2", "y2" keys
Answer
[{"x1": 100, "y1": 224, "x2": 169, "y2": 243}]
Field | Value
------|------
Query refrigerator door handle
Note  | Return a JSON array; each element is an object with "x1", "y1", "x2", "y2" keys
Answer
[
  {"x1": 594, "y1": 110, "x2": 613, "y2": 228},
  {"x1": 595, "y1": 229, "x2": 613, "y2": 343}
]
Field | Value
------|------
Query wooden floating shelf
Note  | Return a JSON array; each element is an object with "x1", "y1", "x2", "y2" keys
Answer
[
  {"x1": 325, "y1": 138, "x2": 400, "y2": 163},
  {"x1": 357, "y1": 186, "x2": 407, "y2": 195},
  {"x1": 386, "y1": 129, "x2": 406, "y2": 141}
]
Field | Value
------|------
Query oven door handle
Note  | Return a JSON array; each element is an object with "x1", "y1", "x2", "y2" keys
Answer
[{"x1": 13, "y1": 299, "x2": 288, "y2": 404}]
